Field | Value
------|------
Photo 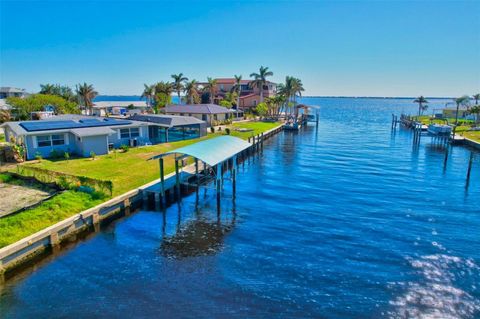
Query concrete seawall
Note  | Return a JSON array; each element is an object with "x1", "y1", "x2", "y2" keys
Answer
[{"x1": 0, "y1": 124, "x2": 284, "y2": 275}]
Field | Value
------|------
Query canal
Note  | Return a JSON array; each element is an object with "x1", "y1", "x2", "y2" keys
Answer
[{"x1": 1, "y1": 98, "x2": 479, "y2": 318}]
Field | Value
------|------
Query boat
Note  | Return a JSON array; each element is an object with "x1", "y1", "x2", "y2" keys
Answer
[{"x1": 427, "y1": 124, "x2": 452, "y2": 136}]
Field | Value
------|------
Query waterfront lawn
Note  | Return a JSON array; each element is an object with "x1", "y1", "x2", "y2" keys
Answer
[
  {"x1": 0, "y1": 121, "x2": 282, "y2": 248},
  {"x1": 25, "y1": 136, "x2": 214, "y2": 196},
  {"x1": 23, "y1": 121, "x2": 282, "y2": 196},
  {"x1": 462, "y1": 131, "x2": 480, "y2": 143},
  {"x1": 0, "y1": 133, "x2": 5, "y2": 143},
  {"x1": 229, "y1": 121, "x2": 282, "y2": 139},
  {"x1": 417, "y1": 116, "x2": 474, "y2": 126},
  {"x1": 0, "y1": 190, "x2": 104, "y2": 248}
]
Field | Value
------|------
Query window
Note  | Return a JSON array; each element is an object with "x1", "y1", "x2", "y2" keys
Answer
[
  {"x1": 37, "y1": 135, "x2": 51, "y2": 147},
  {"x1": 37, "y1": 134, "x2": 65, "y2": 147},
  {"x1": 130, "y1": 128, "x2": 140, "y2": 138},
  {"x1": 51, "y1": 134, "x2": 65, "y2": 146},
  {"x1": 120, "y1": 128, "x2": 140, "y2": 139},
  {"x1": 120, "y1": 129, "x2": 130, "y2": 139}
]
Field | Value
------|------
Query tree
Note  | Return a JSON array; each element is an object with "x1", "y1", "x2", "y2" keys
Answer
[
  {"x1": 7, "y1": 94, "x2": 79, "y2": 120},
  {"x1": 171, "y1": 73, "x2": 188, "y2": 104},
  {"x1": 249, "y1": 66, "x2": 273, "y2": 103},
  {"x1": 184, "y1": 80, "x2": 199, "y2": 104},
  {"x1": 0, "y1": 109, "x2": 11, "y2": 123},
  {"x1": 40, "y1": 84, "x2": 76, "y2": 102},
  {"x1": 473, "y1": 93, "x2": 480, "y2": 106},
  {"x1": 204, "y1": 77, "x2": 217, "y2": 104},
  {"x1": 452, "y1": 95, "x2": 471, "y2": 137},
  {"x1": 75, "y1": 83, "x2": 98, "y2": 115},
  {"x1": 255, "y1": 102, "x2": 268, "y2": 119},
  {"x1": 469, "y1": 105, "x2": 480, "y2": 124},
  {"x1": 277, "y1": 76, "x2": 303, "y2": 117},
  {"x1": 39, "y1": 84, "x2": 56, "y2": 95},
  {"x1": 219, "y1": 100, "x2": 233, "y2": 108},
  {"x1": 154, "y1": 81, "x2": 173, "y2": 113},
  {"x1": 291, "y1": 77, "x2": 304, "y2": 118},
  {"x1": 141, "y1": 84, "x2": 155, "y2": 110},
  {"x1": 231, "y1": 75, "x2": 243, "y2": 115},
  {"x1": 413, "y1": 96, "x2": 428, "y2": 116}
]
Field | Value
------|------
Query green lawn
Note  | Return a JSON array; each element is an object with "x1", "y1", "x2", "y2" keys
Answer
[
  {"x1": 26, "y1": 136, "x2": 214, "y2": 196},
  {"x1": 0, "y1": 190, "x2": 104, "y2": 247},
  {"x1": 229, "y1": 121, "x2": 282, "y2": 139},
  {"x1": 461, "y1": 131, "x2": 480, "y2": 143},
  {"x1": 0, "y1": 121, "x2": 282, "y2": 248},
  {"x1": 0, "y1": 134, "x2": 5, "y2": 143},
  {"x1": 416, "y1": 115, "x2": 474, "y2": 126},
  {"x1": 24, "y1": 121, "x2": 281, "y2": 196}
]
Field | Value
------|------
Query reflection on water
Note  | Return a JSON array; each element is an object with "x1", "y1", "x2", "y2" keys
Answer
[
  {"x1": 389, "y1": 254, "x2": 480, "y2": 319},
  {"x1": 1, "y1": 98, "x2": 479, "y2": 318},
  {"x1": 160, "y1": 194, "x2": 236, "y2": 258}
]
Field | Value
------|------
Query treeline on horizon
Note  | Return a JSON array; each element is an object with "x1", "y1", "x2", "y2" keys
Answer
[{"x1": 1, "y1": 66, "x2": 307, "y2": 121}]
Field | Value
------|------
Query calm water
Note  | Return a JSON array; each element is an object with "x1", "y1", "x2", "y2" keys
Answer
[{"x1": 1, "y1": 98, "x2": 479, "y2": 318}]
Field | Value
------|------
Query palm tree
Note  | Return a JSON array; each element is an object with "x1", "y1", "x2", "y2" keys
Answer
[
  {"x1": 75, "y1": 83, "x2": 98, "y2": 115},
  {"x1": 232, "y1": 75, "x2": 242, "y2": 117},
  {"x1": 153, "y1": 82, "x2": 173, "y2": 112},
  {"x1": 249, "y1": 66, "x2": 273, "y2": 103},
  {"x1": 204, "y1": 77, "x2": 217, "y2": 104},
  {"x1": 141, "y1": 84, "x2": 155, "y2": 111},
  {"x1": 452, "y1": 95, "x2": 471, "y2": 137},
  {"x1": 184, "y1": 80, "x2": 199, "y2": 104},
  {"x1": 277, "y1": 76, "x2": 297, "y2": 117},
  {"x1": 473, "y1": 93, "x2": 480, "y2": 106},
  {"x1": 291, "y1": 78, "x2": 305, "y2": 118},
  {"x1": 39, "y1": 84, "x2": 56, "y2": 95},
  {"x1": 469, "y1": 105, "x2": 480, "y2": 124},
  {"x1": 413, "y1": 96, "x2": 428, "y2": 116},
  {"x1": 171, "y1": 73, "x2": 188, "y2": 104}
]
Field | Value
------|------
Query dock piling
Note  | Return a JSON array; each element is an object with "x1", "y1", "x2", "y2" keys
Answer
[{"x1": 465, "y1": 152, "x2": 474, "y2": 190}]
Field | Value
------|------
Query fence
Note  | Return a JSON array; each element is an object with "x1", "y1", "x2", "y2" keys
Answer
[{"x1": 16, "y1": 165, "x2": 113, "y2": 196}]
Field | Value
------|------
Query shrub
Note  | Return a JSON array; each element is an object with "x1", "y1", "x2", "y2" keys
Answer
[
  {"x1": 0, "y1": 173, "x2": 13, "y2": 183},
  {"x1": 49, "y1": 149, "x2": 62, "y2": 159},
  {"x1": 225, "y1": 128, "x2": 230, "y2": 135},
  {"x1": 90, "y1": 151, "x2": 96, "y2": 159},
  {"x1": 120, "y1": 144, "x2": 129, "y2": 152},
  {"x1": 64, "y1": 152, "x2": 70, "y2": 161},
  {"x1": 210, "y1": 127, "x2": 215, "y2": 133},
  {"x1": 35, "y1": 152, "x2": 43, "y2": 161},
  {"x1": 57, "y1": 175, "x2": 71, "y2": 190}
]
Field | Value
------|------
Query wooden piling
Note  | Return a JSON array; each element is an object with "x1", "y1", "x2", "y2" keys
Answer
[{"x1": 466, "y1": 152, "x2": 474, "y2": 189}]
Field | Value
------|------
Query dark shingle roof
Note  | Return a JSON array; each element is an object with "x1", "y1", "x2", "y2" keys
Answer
[
  {"x1": 129, "y1": 114, "x2": 204, "y2": 127},
  {"x1": 164, "y1": 104, "x2": 235, "y2": 115}
]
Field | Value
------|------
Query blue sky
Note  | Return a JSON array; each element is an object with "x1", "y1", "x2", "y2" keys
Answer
[{"x1": 1, "y1": 0, "x2": 479, "y2": 97}]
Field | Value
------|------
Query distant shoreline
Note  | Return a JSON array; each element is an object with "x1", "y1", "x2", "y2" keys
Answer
[{"x1": 94, "y1": 95, "x2": 455, "y2": 101}]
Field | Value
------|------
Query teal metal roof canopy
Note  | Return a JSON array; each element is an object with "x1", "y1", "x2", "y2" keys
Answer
[{"x1": 150, "y1": 136, "x2": 251, "y2": 167}]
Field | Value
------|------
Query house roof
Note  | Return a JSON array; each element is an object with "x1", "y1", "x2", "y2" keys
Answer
[
  {"x1": 164, "y1": 104, "x2": 235, "y2": 115},
  {"x1": 93, "y1": 101, "x2": 148, "y2": 108},
  {"x1": 239, "y1": 93, "x2": 257, "y2": 99},
  {"x1": 214, "y1": 78, "x2": 251, "y2": 85},
  {"x1": 150, "y1": 136, "x2": 251, "y2": 167},
  {"x1": 71, "y1": 127, "x2": 115, "y2": 137},
  {"x1": 0, "y1": 87, "x2": 25, "y2": 94},
  {"x1": 1, "y1": 114, "x2": 147, "y2": 136},
  {"x1": 129, "y1": 114, "x2": 204, "y2": 127}
]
